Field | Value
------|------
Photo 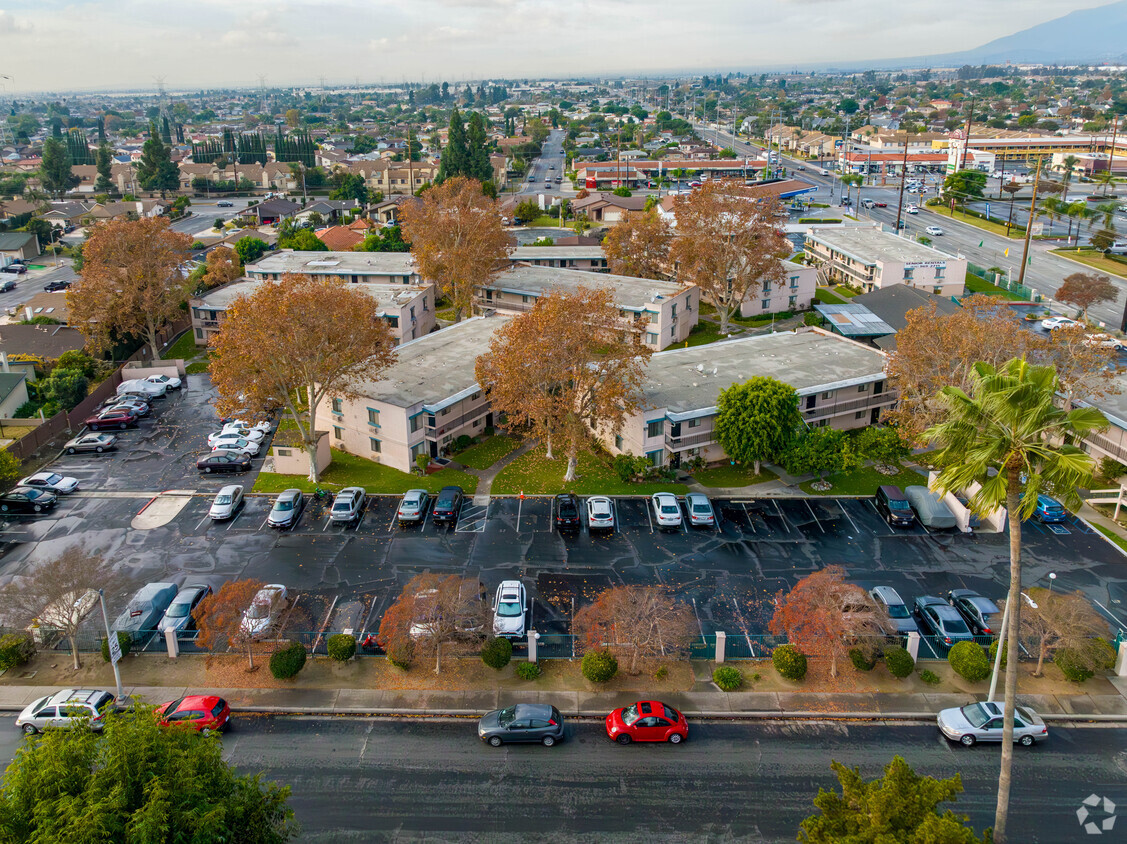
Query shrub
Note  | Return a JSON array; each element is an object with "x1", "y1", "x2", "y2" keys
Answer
[
  {"x1": 1056, "y1": 640, "x2": 1115, "y2": 683},
  {"x1": 988, "y1": 639, "x2": 1007, "y2": 671},
  {"x1": 100, "y1": 631, "x2": 132, "y2": 663},
  {"x1": 0, "y1": 633, "x2": 35, "y2": 671},
  {"x1": 387, "y1": 640, "x2": 414, "y2": 670},
  {"x1": 920, "y1": 669, "x2": 941, "y2": 685},
  {"x1": 713, "y1": 665, "x2": 744, "y2": 691},
  {"x1": 884, "y1": 646, "x2": 915, "y2": 679},
  {"x1": 1099, "y1": 456, "x2": 1127, "y2": 482},
  {"x1": 653, "y1": 666, "x2": 669, "y2": 681},
  {"x1": 803, "y1": 312, "x2": 821, "y2": 326},
  {"x1": 581, "y1": 649, "x2": 618, "y2": 683},
  {"x1": 326, "y1": 633, "x2": 356, "y2": 662},
  {"x1": 849, "y1": 647, "x2": 875, "y2": 672},
  {"x1": 453, "y1": 434, "x2": 473, "y2": 452},
  {"x1": 514, "y1": 661, "x2": 541, "y2": 681},
  {"x1": 947, "y1": 641, "x2": 990, "y2": 682},
  {"x1": 269, "y1": 641, "x2": 307, "y2": 679},
  {"x1": 480, "y1": 636, "x2": 513, "y2": 670},
  {"x1": 772, "y1": 644, "x2": 807, "y2": 681}
]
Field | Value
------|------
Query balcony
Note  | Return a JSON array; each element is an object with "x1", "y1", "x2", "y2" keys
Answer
[
  {"x1": 665, "y1": 428, "x2": 716, "y2": 452},
  {"x1": 1086, "y1": 432, "x2": 1127, "y2": 463},
  {"x1": 803, "y1": 392, "x2": 897, "y2": 421}
]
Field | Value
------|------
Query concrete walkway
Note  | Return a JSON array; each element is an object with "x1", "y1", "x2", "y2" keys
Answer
[{"x1": 447, "y1": 438, "x2": 538, "y2": 505}]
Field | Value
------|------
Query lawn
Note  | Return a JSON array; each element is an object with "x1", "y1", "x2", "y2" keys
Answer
[
  {"x1": 491, "y1": 446, "x2": 688, "y2": 495},
  {"x1": 682, "y1": 321, "x2": 731, "y2": 347},
  {"x1": 161, "y1": 331, "x2": 203, "y2": 362},
  {"x1": 929, "y1": 205, "x2": 1021, "y2": 239},
  {"x1": 453, "y1": 435, "x2": 521, "y2": 470},
  {"x1": 1092, "y1": 521, "x2": 1127, "y2": 556},
  {"x1": 691, "y1": 464, "x2": 778, "y2": 488},
  {"x1": 252, "y1": 448, "x2": 478, "y2": 494},
  {"x1": 1050, "y1": 248, "x2": 1127, "y2": 280},
  {"x1": 814, "y1": 287, "x2": 845, "y2": 305},
  {"x1": 833, "y1": 285, "x2": 859, "y2": 298},
  {"x1": 963, "y1": 272, "x2": 1027, "y2": 301},
  {"x1": 799, "y1": 464, "x2": 927, "y2": 496}
]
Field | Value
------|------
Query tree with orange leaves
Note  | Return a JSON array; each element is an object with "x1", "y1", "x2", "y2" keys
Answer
[
  {"x1": 572, "y1": 585, "x2": 695, "y2": 674},
  {"x1": 208, "y1": 274, "x2": 397, "y2": 481},
  {"x1": 68, "y1": 216, "x2": 192, "y2": 358},
  {"x1": 199, "y1": 245, "x2": 242, "y2": 292},
  {"x1": 193, "y1": 579, "x2": 265, "y2": 670},
  {"x1": 400, "y1": 176, "x2": 513, "y2": 323},
  {"x1": 475, "y1": 287, "x2": 652, "y2": 482},
  {"x1": 768, "y1": 565, "x2": 893, "y2": 678},
  {"x1": 668, "y1": 181, "x2": 791, "y2": 334},
  {"x1": 377, "y1": 573, "x2": 489, "y2": 674},
  {"x1": 603, "y1": 208, "x2": 672, "y2": 279}
]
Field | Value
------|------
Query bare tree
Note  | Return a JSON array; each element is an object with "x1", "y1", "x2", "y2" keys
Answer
[
  {"x1": 1055, "y1": 272, "x2": 1119, "y2": 321},
  {"x1": 0, "y1": 547, "x2": 119, "y2": 670},
  {"x1": 769, "y1": 565, "x2": 894, "y2": 677},
  {"x1": 572, "y1": 585, "x2": 696, "y2": 674},
  {"x1": 1035, "y1": 323, "x2": 1119, "y2": 408},
  {"x1": 1013, "y1": 587, "x2": 1110, "y2": 677},
  {"x1": 194, "y1": 579, "x2": 265, "y2": 670},
  {"x1": 377, "y1": 574, "x2": 488, "y2": 675}
]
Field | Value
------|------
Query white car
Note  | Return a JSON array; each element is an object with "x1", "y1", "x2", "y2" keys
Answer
[
  {"x1": 651, "y1": 492, "x2": 683, "y2": 530},
  {"x1": 208, "y1": 433, "x2": 261, "y2": 455},
  {"x1": 18, "y1": 472, "x2": 79, "y2": 494},
  {"x1": 208, "y1": 484, "x2": 243, "y2": 520},
  {"x1": 116, "y1": 378, "x2": 166, "y2": 398},
  {"x1": 240, "y1": 584, "x2": 287, "y2": 637},
  {"x1": 492, "y1": 580, "x2": 527, "y2": 638},
  {"x1": 937, "y1": 701, "x2": 1048, "y2": 747},
  {"x1": 905, "y1": 205, "x2": 919, "y2": 214},
  {"x1": 586, "y1": 496, "x2": 615, "y2": 532},
  {"x1": 1040, "y1": 316, "x2": 1077, "y2": 331},
  {"x1": 144, "y1": 374, "x2": 182, "y2": 390},
  {"x1": 224, "y1": 418, "x2": 273, "y2": 434},
  {"x1": 924, "y1": 226, "x2": 944, "y2": 236},
  {"x1": 219, "y1": 425, "x2": 265, "y2": 443},
  {"x1": 1083, "y1": 333, "x2": 1126, "y2": 350}
]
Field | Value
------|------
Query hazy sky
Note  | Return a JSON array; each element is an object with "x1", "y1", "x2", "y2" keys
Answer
[{"x1": 0, "y1": 0, "x2": 1114, "y2": 93}]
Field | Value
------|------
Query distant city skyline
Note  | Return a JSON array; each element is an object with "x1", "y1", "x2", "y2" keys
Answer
[{"x1": 0, "y1": 0, "x2": 1115, "y2": 94}]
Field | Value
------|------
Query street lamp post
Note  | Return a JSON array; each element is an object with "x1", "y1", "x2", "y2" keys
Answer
[
  {"x1": 988, "y1": 591, "x2": 1038, "y2": 703},
  {"x1": 1048, "y1": 572, "x2": 1057, "y2": 594}
]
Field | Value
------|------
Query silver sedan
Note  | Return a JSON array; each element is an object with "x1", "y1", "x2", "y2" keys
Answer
[{"x1": 937, "y1": 701, "x2": 1048, "y2": 747}]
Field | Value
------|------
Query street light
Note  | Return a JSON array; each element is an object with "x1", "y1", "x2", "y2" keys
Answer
[
  {"x1": 1048, "y1": 572, "x2": 1057, "y2": 594},
  {"x1": 988, "y1": 590, "x2": 1039, "y2": 703}
]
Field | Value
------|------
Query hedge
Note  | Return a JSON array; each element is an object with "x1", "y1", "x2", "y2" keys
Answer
[
  {"x1": 326, "y1": 633, "x2": 356, "y2": 662},
  {"x1": 884, "y1": 646, "x2": 914, "y2": 679},
  {"x1": 947, "y1": 641, "x2": 990, "y2": 682},
  {"x1": 481, "y1": 637, "x2": 513, "y2": 670},
  {"x1": 269, "y1": 641, "x2": 307, "y2": 679},
  {"x1": 0, "y1": 633, "x2": 35, "y2": 671},
  {"x1": 773, "y1": 644, "x2": 807, "y2": 681},
  {"x1": 848, "y1": 647, "x2": 875, "y2": 672},
  {"x1": 100, "y1": 632, "x2": 133, "y2": 664},
  {"x1": 581, "y1": 649, "x2": 618, "y2": 683}
]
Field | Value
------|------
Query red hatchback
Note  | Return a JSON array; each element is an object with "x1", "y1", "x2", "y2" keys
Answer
[
  {"x1": 155, "y1": 695, "x2": 231, "y2": 735},
  {"x1": 605, "y1": 700, "x2": 688, "y2": 745}
]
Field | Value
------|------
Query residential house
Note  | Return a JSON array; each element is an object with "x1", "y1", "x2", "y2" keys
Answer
[
  {"x1": 315, "y1": 226, "x2": 366, "y2": 251},
  {"x1": 0, "y1": 324, "x2": 86, "y2": 359},
  {"x1": 571, "y1": 192, "x2": 648, "y2": 224},
  {"x1": 0, "y1": 371, "x2": 29, "y2": 418},
  {"x1": 6, "y1": 292, "x2": 69, "y2": 326},
  {"x1": 41, "y1": 201, "x2": 94, "y2": 229},
  {"x1": 245, "y1": 250, "x2": 421, "y2": 284},
  {"x1": 295, "y1": 199, "x2": 361, "y2": 224},
  {"x1": 739, "y1": 260, "x2": 818, "y2": 318},
  {"x1": 240, "y1": 198, "x2": 301, "y2": 225},
  {"x1": 0, "y1": 232, "x2": 40, "y2": 262},
  {"x1": 508, "y1": 245, "x2": 607, "y2": 271},
  {"x1": 850, "y1": 285, "x2": 962, "y2": 350}
]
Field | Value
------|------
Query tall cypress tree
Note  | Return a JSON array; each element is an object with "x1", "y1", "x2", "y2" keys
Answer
[
  {"x1": 161, "y1": 116, "x2": 172, "y2": 144},
  {"x1": 436, "y1": 107, "x2": 468, "y2": 184},
  {"x1": 39, "y1": 137, "x2": 77, "y2": 198},
  {"x1": 94, "y1": 142, "x2": 115, "y2": 194},
  {"x1": 466, "y1": 112, "x2": 492, "y2": 183}
]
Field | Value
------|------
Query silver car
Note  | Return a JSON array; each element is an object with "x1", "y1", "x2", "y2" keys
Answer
[
  {"x1": 330, "y1": 487, "x2": 366, "y2": 523},
  {"x1": 869, "y1": 585, "x2": 918, "y2": 635},
  {"x1": 397, "y1": 489, "x2": 430, "y2": 524},
  {"x1": 267, "y1": 488, "x2": 304, "y2": 529},
  {"x1": 16, "y1": 688, "x2": 116, "y2": 735},
  {"x1": 684, "y1": 493, "x2": 715, "y2": 527},
  {"x1": 937, "y1": 701, "x2": 1048, "y2": 747},
  {"x1": 158, "y1": 585, "x2": 212, "y2": 633}
]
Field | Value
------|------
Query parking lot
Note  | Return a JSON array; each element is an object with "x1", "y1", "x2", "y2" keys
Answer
[{"x1": 1, "y1": 373, "x2": 1126, "y2": 657}]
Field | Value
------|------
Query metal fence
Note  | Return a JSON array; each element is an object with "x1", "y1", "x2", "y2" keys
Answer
[{"x1": 967, "y1": 262, "x2": 1038, "y2": 302}]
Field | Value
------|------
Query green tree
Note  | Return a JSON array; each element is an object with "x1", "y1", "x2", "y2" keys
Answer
[
  {"x1": 798, "y1": 755, "x2": 989, "y2": 843},
  {"x1": 330, "y1": 173, "x2": 368, "y2": 205},
  {"x1": 783, "y1": 427, "x2": 857, "y2": 482},
  {"x1": 278, "y1": 227, "x2": 327, "y2": 252},
  {"x1": 0, "y1": 706, "x2": 297, "y2": 842},
  {"x1": 466, "y1": 111, "x2": 493, "y2": 183},
  {"x1": 39, "y1": 368, "x2": 88, "y2": 410},
  {"x1": 234, "y1": 237, "x2": 270, "y2": 265},
  {"x1": 39, "y1": 137, "x2": 77, "y2": 198},
  {"x1": 715, "y1": 376, "x2": 800, "y2": 475},
  {"x1": 925, "y1": 358, "x2": 1107, "y2": 843},
  {"x1": 514, "y1": 199, "x2": 541, "y2": 223},
  {"x1": 436, "y1": 106, "x2": 469, "y2": 184},
  {"x1": 136, "y1": 122, "x2": 180, "y2": 193},
  {"x1": 358, "y1": 225, "x2": 410, "y2": 252},
  {"x1": 943, "y1": 170, "x2": 987, "y2": 205},
  {"x1": 94, "y1": 142, "x2": 114, "y2": 194}
]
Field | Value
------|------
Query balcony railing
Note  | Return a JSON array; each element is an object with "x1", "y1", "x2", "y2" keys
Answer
[
  {"x1": 665, "y1": 428, "x2": 717, "y2": 452},
  {"x1": 1086, "y1": 432, "x2": 1127, "y2": 463},
  {"x1": 803, "y1": 392, "x2": 897, "y2": 421}
]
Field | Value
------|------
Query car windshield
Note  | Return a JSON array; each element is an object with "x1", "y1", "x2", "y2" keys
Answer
[
  {"x1": 497, "y1": 705, "x2": 517, "y2": 726},
  {"x1": 215, "y1": 494, "x2": 232, "y2": 505},
  {"x1": 887, "y1": 604, "x2": 911, "y2": 619},
  {"x1": 961, "y1": 704, "x2": 990, "y2": 728},
  {"x1": 692, "y1": 503, "x2": 711, "y2": 513},
  {"x1": 95, "y1": 695, "x2": 114, "y2": 715},
  {"x1": 166, "y1": 602, "x2": 190, "y2": 618},
  {"x1": 497, "y1": 599, "x2": 522, "y2": 617},
  {"x1": 274, "y1": 500, "x2": 293, "y2": 512},
  {"x1": 247, "y1": 601, "x2": 270, "y2": 620},
  {"x1": 43, "y1": 474, "x2": 62, "y2": 484},
  {"x1": 621, "y1": 704, "x2": 639, "y2": 726},
  {"x1": 889, "y1": 499, "x2": 912, "y2": 510}
]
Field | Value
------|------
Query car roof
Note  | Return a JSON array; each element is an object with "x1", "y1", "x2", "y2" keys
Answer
[
  {"x1": 685, "y1": 492, "x2": 709, "y2": 503},
  {"x1": 404, "y1": 489, "x2": 427, "y2": 499},
  {"x1": 513, "y1": 703, "x2": 555, "y2": 718},
  {"x1": 218, "y1": 484, "x2": 241, "y2": 494},
  {"x1": 916, "y1": 595, "x2": 945, "y2": 606},
  {"x1": 174, "y1": 585, "x2": 208, "y2": 599},
  {"x1": 278, "y1": 488, "x2": 301, "y2": 500},
  {"x1": 871, "y1": 585, "x2": 905, "y2": 604},
  {"x1": 653, "y1": 492, "x2": 676, "y2": 501},
  {"x1": 1036, "y1": 494, "x2": 1062, "y2": 506}
]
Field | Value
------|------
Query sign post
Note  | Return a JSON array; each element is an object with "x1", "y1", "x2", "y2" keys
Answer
[{"x1": 98, "y1": 590, "x2": 124, "y2": 701}]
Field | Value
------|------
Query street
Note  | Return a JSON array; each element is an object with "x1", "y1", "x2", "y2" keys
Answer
[{"x1": 0, "y1": 716, "x2": 1118, "y2": 842}]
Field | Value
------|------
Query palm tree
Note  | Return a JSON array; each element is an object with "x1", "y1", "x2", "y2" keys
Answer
[
  {"x1": 925, "y1": 358, "x2": 1107, "y2": 844},
  {"x1": 1038, "y1": 196, "x2": 1063, "y2": 237},
  {"x1": 1064, "y1": 200, "x2": 1087, "y2": 246},
  {"x1": 1059, "y1": 154, "x2": 1079, "y2": 200}
]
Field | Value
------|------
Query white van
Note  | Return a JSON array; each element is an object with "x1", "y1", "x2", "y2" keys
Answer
[{"x1": 117, "y1": 378, "x2": 167, "y2": 398}]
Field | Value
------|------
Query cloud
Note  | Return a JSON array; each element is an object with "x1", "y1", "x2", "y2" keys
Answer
[{"x1": 0, "y1": 12, "x2": 32, "y2": 35}]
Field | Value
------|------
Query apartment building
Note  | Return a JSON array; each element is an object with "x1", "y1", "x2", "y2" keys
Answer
[
  {"x1": 245, "y1": 251, "x2": 422, "y2": 285},
  {"x1": 320, "y1": 316, "x2": 507, "y2": 472},
  {"x1": 804, "y1": 224, "x2": 966, "y2": 298},
  {"x1": 739, "y1": 259, "x2": 818, "y2": 317},
  {"x1": 189, "y1": 278, "x2": 435, "y2": 346},
  {"x1": 508, "y1": 245, "x2": 607, "y2": 271},
  {"x1": 475, "y1": 265, "x2": 698, "y2": 350},
  {"x1": 602, "y1": 328, "x2": 894, "y2": 468}
]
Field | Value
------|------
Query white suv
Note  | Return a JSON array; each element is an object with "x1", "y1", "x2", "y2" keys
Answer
[
  {"x1": 492, "y1": 580, "x2": 527, "y2": 638},
  {"x1": 651, "y1": 492, "x2": 683, "y2": 530}
]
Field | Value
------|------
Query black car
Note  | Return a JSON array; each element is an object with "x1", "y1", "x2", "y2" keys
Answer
[
  {"x1": 875, "y1": 485, "x2": 915, "y2": 528},
  {"x1": 216, "y1": 200, "x2": 233, "y2": 207},
  {"x1": 1, "y1": 264, "x2": 26, "y2": 275},
  {"x1": 554, "y1": 493, "x2": 581, "y2": 531},
  {"x1": 432, "y1": 485, "x2": 464, "y2": 525},
  {"x1": 478, "y1": 704, "x2": 565, "y2": 747},
  {"x1": 0, "y1": 487, "x2": 59, "y2": 514},
  {"x1": 44, "y1": 280, "x2": 71, "y2": 292},
  {"x1": 0, "y1": 280, "x2": 15, "y2": 292},
  {"x1": 913, "y1": 595, "x2": 974, "y2": 646},
  {"x1": 197, "y1": 451, "x2": 252, "y2": 474},
  {"x1": 947, "y1": 590, "x2": 1002, "y2": 635}
]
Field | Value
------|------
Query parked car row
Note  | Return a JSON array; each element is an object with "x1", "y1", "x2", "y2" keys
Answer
[
  {"x1": 874, "y1": 484, "x2": 1068, "y2": 530},
  {"x1": 866, "y1": 584, "x2": 1001, "y2": 644},
  {"x1": 108, "y1": 579, "x2": 287, "y2": 641},
  {"x1": 478, "y1": 700, "x2": 688, "y2": 748},
  {"x1": 197, "y1": 418, "x2": 274, "y2": 475},
  {"x1": 16, "y1": 688, "x2": 230, "y2": 737}
]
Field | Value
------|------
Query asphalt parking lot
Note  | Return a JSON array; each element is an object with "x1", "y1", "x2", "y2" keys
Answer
[{"x1": 0, "y1": 373, "x2": 1125, "y2": 657}]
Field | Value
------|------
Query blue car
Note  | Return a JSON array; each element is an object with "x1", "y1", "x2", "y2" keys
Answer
[{"x1": 1031, "y1": 494, "x2": 1067, "y2": 524}]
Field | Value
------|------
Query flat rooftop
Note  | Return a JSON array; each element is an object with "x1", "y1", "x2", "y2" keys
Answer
[
  {"x1": 509, "y1": 245, "x2": 605, "y2": 260},
  {"x1": 196, "y1": 278, "x2": 431, "y2": 313},
  {"x1": 813, "y1": 303, "x2": 896, "y2": 337},
  {"x1": 643, "y1": 329, "x2": 888, "y2": 419},
  {"x1": 492, "y1": 265, "x2": 682, "y2": 311},
  {"x1": 356, "y1": 315, "x2": 509, "y2": 409},
  {"x1": 247, "y1": 250, "x2": 419, "y2": 277},
  {"x1": 805, "y1": 224, "x2": 955, "y2": 266}
]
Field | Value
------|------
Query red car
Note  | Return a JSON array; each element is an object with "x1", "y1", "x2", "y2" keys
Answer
[
  {"x1": 605, "y1": 700, "x2": 688, "y2": 745},
  {"x1": 85, "y1": 408, "x2": 138, "y2": 431},
  {"x1": 155, "y1": 694, "x2": 231, "y2": 735}
]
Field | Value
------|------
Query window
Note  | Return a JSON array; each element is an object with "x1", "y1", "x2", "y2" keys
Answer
[
  {"x1": 647, "y1": 311, "x2": 658, "y2": 324},
  {"x1": 790, "y1": 276, "x2": 800, "y2": 289},
  {"x1": 855, "y1": 410, "x2": 865, "y2": 419},
  {"x1": 440, "y1": 407, "x2": 449, "y2": 416},
  {"x1": 935, "y1": 267, "x2": 945, "y2": 278},
  {"x1": 646, "y1": 420, "x2": 664, "y2": 438},
  {"x1": 685, "y1": 297, "x2": 693, "y2": 312},
  {"x1": 333, "y1": 426, "x2": 343, "y2": 439},
  {"x1": 763, "y1": 281, "x2": 772, "y2": 293},
  {"x1": 615, "y1": 434, "x2": 623, "y2": 449},
  {"x1": 646, "y1": 332, "x2": 658, "y2": 344},
  {"x1": 387, "y1": 316, "x2": 399, "y2": 328},
  {"x1": 670, "y1": 325, "x2": 675, "y2": 338},
  {"x1": 195, "y1": 328, "x2": 204, "y2": 339},
  {"x1": 410, "y1": 442, "x2": 427, "y2": 459},
  {"x1": 688, "y1": 418, "x2": 700, "y2": 428},
  {"x1": 522, "y1": 295, "x2": 532, "y2": 304},
  {"x1": 422, "y1": 297, "x2": 428, "y2": 311},
  {"x1": 331, "y1": 398, "x2": 343, "y2": 414},
  {"x1": 789, "y1": 295, "x2": 797, "y2": 307},
  {"x1": 410, "y1": 415, "x2": 422, "y2": 433},
  {"x1": 670, "y1": 303, "x2": 677, "y2": 317},
  {"x1": 903, "y1": 268, "x2": 914, "y2": 280},
  {"x1": 761, "y1": 299, "x2": 770, "y2": 309},
  {"x1": 473, "y1": 419, "x2": 480, "y2": 427},
  {"x1": 367, "y1": 408, "x2": 380, "y2": 427},
  {"x1": 822, "y1": 391, "x2": 834, "y2": 400},
  {"x1": 410, "y1": 306, "x2": 415, "y2": 319},
  {"x1": 857, "y1": 383, "x2": 869, "y2": 393}
]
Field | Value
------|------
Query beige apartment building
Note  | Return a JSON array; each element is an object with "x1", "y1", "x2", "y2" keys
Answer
[
  {"x1": 804, "y1": 224, "x2": 966, "y2": 298},
  {"x1": 189, "y1": 278, "x2": 436, "y2": 346},
  {"x1": 320, "y1": 316, "x2": 507, "y2": 471},
  {"x1": 602, "y1": 328, "x2": 895, "y2": 468},
  {"x1": 476, "y1": 265, "x2": 698, "y2": 351},
  {"x1": 508, "y1": 245, "x2": 607, "y2": 271},
  {"x1": 245, "y1": 251, "x2": 422, "y2": 285},
  {"x1": 739, "y1": 260, "x2": 818, "y2": 318}
]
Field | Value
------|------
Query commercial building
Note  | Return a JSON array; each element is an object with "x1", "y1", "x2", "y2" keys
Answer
[
  {"x1": 189, "y1": 278, "x2": 435, "y2": 346},
  {"x1": 508, "y1": 245, "x2": 607, "y2": 271},
  {"x1": 320, "y1": 316, "x2": 507, "y2": 472},
  {"x1": 804, "y1": 224, "x2": 966, "y2": 298},
  {"x1": 245, "y1": 251, "x2": 422, "y2": 285},
  {"x1": 603, "y1": 328, "x2": 894, "y2": 468}
]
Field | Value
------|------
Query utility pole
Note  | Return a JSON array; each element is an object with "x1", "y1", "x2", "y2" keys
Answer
[
  {"x1": 1017, "y1": 157, "x2": 1043, "y2": 287},
  {"x1": 960, "y1": 95, "x2": 975, "y2": 172},
  {"x1": 1105, "y1": 116, "x2": 1119, "y2": 196},
  {"x1": 895, "y1": 129, "x2": 910, "y2": 235}
]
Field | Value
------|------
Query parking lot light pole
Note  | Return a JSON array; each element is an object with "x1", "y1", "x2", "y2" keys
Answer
[
  {"x1": 98, "y1": 590, "x2": 124, "y2": 701},
  {"x1": 988, "y1": 591, "x2": 1037, "y2": 703}
]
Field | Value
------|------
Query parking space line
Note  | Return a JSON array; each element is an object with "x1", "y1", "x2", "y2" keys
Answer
[
  {"x1": 612, "y1": 498, "x2": 620, "y2": 533},
  {"x1": 773, "y1": 500, "x2": 792, "y2": 533},
  {"x1": 838, "y1": 500, "x2": 860, "y2": 533},
  {"x1": 863, "y1": 499, "x2": 897, "y2": 537},
  {"x1": 225, "y1": 507, "x2": 244, "y2": 531},
  {"x1": 804, "y1": 500, "x2": 824, "y2": 533},
  {"x1": 322, "y1": 515, "x2": 333, "y2": 532},
  {"x1": 517, "y1": 496, "x2": 523, "y2": 532},
  {"x1": 740, "y1": 501, "x2": 756, "y2": 534},
  {"x1": 1095, "y1": 599, "x2": 1127, "y2": 632},
  {"x1": 644, "y1": 501, "x2": 654, "y2": 533},
  {"x1": 549, "y1": 496, "x2": 555, "y2": 533},
  {"x1": 193, "y1": 514, "x2": 210, "y2": 531}
]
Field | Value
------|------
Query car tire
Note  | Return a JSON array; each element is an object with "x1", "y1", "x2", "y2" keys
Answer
[
  {"x1": 118, "y1": 423, "x2": 127, "y2": 430},
  {"x1": 541, "y1": 736, "x2": 556, "y2": 747},
  {"x1": 616, "y1": 734, "x2": 632, "y2": 745},
  {"x1": 1020, "y1": 735, "x2": 1034, "y2": 747},
  {"x1": 488, "y1": 736, "x2": 503, "y2": 747},
  {"x1": 668, "y1": 733, "x2": 683, "y2": 744},
  {"x1": 90, "y1": 424, "x2": 100, "y2": 432},
  {"x1": 67, "y1": 447, "x2": 76, "y2": 454},
  {"x1": 95, "y1": 446, "x2": 104, "y2": 453},
  {"x1": 960, "y1": 734, "x2": 976, "y2": 747},
  {"x1": 21, "y1": 724, "x2": 37, "y2": 735},
  {"x1": 203, "y1": 467, "x2": 212, "y2": 474},
  {"x1": 0, "y1": 505, "x2": 7, "y2": 512},
  {"x1": 33, "y1": 504, "x2": 41, "y2": 513}
]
